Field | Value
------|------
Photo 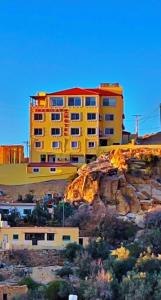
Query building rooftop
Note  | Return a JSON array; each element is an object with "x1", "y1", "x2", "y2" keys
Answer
[{"x1": 31, "y1": 87, "x2": 122, "y2": 99}]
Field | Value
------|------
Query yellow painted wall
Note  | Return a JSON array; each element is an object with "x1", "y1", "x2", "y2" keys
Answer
[
  {"x1": 0, "y1": 163, "x2": 77, "y2": 185},
  {"x1": 30, "y1": 86, "x2": 123, "y2": 163},
  {"x1": 0, "y1": 226, "x2": 79, "y2": 250}
]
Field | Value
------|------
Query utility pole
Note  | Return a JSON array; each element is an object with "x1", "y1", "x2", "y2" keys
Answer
[{"x1": 133, "y1": 115, "x2": 142, "y2": 136}]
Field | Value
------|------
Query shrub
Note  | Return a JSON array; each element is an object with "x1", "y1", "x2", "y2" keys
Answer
[
  {"x1": 45, "y1": 280, "x2": 72, "y2": 300},
  {"x1": 86, "y1": 239, "x2": 110, "y2": 260},
  {"x1": 137, "y1": 228, "x2": 161, "y2": 254},
  {"x1": 19, "y1": 277, "x2": 40, "y2": 290},
  {"x1": 56, "y1": 266, "x2": 73, "y2": 278},
  {"x1": 64, "y1": 242, "x2": 83, "y2": 262},
  {"x1": 94, "y1": 212, "x2": 137, "y2": 245},
  {"x1": 104, "y1": 256, "x2": 136, "y2": 282},
  {"x1": 75, "y1": 251, "x2": 93, "y2": 279},
  {"x1": 120, "y1": 271, "x2": 161, "y2": 300}
]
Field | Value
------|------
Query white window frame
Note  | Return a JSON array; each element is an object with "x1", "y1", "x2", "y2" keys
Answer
[
  {"x1": 104, "y1": 128, "x2": 114, "y2": 135},
  {"x1": 87, "y1": 141, "x2": 96, "y2": 148},
  {"x1": 32, "y1": 168, "x2": 40, "y2": 173},
  {"x1": 51, "y1": 128, "x2": 61, "y2": 136},
  {"x1": 51, "y1": 113, "x2": 61, "y2": 121},
  {"x1": 70, "y1": 127, "x2": 81, "y2": 136},
  {"x1": 87, "y1": 113, "x2": 97, "y2": 121},
  {"x1": 70, "y1": 113, "x2": 81, "y2": 121},
  {"x1": 34, "y1": 128, "x2": 44, "y2": 136},
  {"x1": 71, "y1": 141, "x2": 79, "y2": 149},
  {"x1": 87, "y1": 128, "x2": 97, "y2": 135},
  {"x1": 34, "y1": 113, "x2": 44, "y2": 121},
  {"x1": 34, "y1": 141, "x2": 43, "y2": 149},
  {"x1": 104, "y1": 114, "x2": 114, "y2": 121},
  {"x1": 68, "y1": 97, "x2": 82, "y2": 107},
  {"x1": 52, "y1": 141, "x2": 60, "y2": 149},
  {"x1": 50, "y1": 167, "x2": 56, "y2": 173},
  {"x1": 50, "y1": 97, "x2": 64, "y2": 107}
]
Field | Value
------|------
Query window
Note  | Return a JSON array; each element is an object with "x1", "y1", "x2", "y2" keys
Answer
[
  {"x1": 0, "y1": 209, "x2": 9, "y2": 214},
  {"x1": 62, "y1": 235, "x2": 71, "y2": 241},
  {"x1": 23, "y1": 209, "x2": 31, "y2": 215},
  {"x1": 35, "y1": 141, "x2": 42, "y2": 148},
  {"x1": 47, "y1": 233, "x2": 55, "y2": 240},
  {"x1": 85, "y1": 97, "x2": 96, "y2": 106},
  {"x1": 52, "y1": 141, "x2": 60, "y2": 148},
  {"x1": 88, "y1": 141, "x2": 95, "y2": 148},
  {"x1": 105, "y1": 128, "x2": 114, "y2": 135},
  {"x1": 105, "y1": 114, "x2": 114, "y2": 121},
  {"x1": 32, "y1": 168, "x2": 40, "y2": 173},
  {"x1": 50, "y1": 167, "x2": 56, "y2": 173},
  {"x1": 40, "y1": 154, "x2": 46, "y2": 162},
  {"x1": 13, "y1": 234, "x2": 19, "y2": 240},
  {"x1": 51, "y1": 128, "x2": 61, "y2": 136},
  {"x1": 87, "y1": 128, "x2": 96, "y2": 135},
  {"x1": 34, "y1": 128, "x2": 43, "y2": 136},
  {"x1": 68, "y1": 97, "x2": 81, "y2": 106},
  {"x1": 71, "y1": 128, "x2": 80, "y2": 136},
  {"x1": 87, "y1": 113, "x2": 96, "y2": 120},
  {"x1": 51, "y1": 113, "x2": 61, "y2": 121},
  {"x1": 103, "y1": 98, "x2": 116, "y2": 107},
  {"x1": 71, "y1": 113, "x2": 80, "y2": 121},
  {"x1": 50, "y1": 97, "x2": 64, "y2": 106},
  {"x1": 70, "y1": 156, "x2": 79, "y2": 163},
  {"x1": 25, "y1": 233, "x2": 45, "y2": 240},
  {"x1": 34, "y1": 113, "x2": 43, "y2": 121},
  {"x1": 71, "y1": 141, "x2": 78, "y2": 148}
]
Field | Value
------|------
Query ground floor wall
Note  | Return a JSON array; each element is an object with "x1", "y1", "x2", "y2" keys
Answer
[{"x1": 0, "y1": 285, "x2": 28, "y2": 300}]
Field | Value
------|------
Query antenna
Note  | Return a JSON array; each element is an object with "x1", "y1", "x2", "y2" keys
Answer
[{"x1": 133, "y1": 115, "x2": 142, "y2": 136}]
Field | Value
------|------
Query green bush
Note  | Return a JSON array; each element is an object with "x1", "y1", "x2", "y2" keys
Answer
[
  {"x1": 64, "y1": 242, "x2": 83, "y2": 262},
  {"x1": 86, "y1": 239, "x2": 110, "y2": 260},
  {"x1": 136, "y1": 258, "x2": 161, "y2": 274},
  {"x1": 56, "y1": 266, "x2": 73, "y2": 278},
  {"x1": 19, "y1": 277, "x2": 40, "y2": 290},
  {"x1": 104, "y1": 256, "x2": 136, "y2": 282},
  {"x1": 46, "y1": 280, "x2": 72, "y2": 300},
  {"x1": 120, "y1": 271, "x2": 161, "y2": 300}
]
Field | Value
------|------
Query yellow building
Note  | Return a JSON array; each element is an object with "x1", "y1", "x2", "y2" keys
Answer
[
  {"x1": 30, "y1": 83, "x2": 124, "y2": 164},
  {"x1": 0, "y1": 225, "x2": 79, "y2": 250}
]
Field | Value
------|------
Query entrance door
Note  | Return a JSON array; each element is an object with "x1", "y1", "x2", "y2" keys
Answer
[
  {"x1": 32, "y1": 238, "x2": 38, "y2": 246},
  {"x1": 48, "y1": 155, "x2": 55, "y2": 163}
]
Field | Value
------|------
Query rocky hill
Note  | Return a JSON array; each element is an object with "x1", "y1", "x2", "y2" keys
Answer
[{"x1": 65, "y1": 148, "x2": 161, "y2": 216}]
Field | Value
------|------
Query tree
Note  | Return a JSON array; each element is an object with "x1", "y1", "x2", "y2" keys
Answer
[
  {"x1": 45, "y1": 280, "x2": 72, "y2": 300},
  {"x1": 64, "y1": 242, "x2": 83, "y2": 262},
  {"x1": 7, "y1": 209, "x2": 21, "y2": 226},
  {"x1": 53, "y1": 202, "x2": 75, "y2": 226},
  {"x1": 25, "y1": 203, "x2": 51, "y2": 226}
]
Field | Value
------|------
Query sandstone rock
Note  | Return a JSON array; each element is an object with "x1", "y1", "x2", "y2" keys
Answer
[
  {"x1": 116, "y1": 190, "x2": 130, "y2": 215},
  {"x1": 120, "y1": 184, "x2": 141, "y2": 213}
]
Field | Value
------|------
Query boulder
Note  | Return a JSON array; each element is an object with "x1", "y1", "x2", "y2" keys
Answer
[{"x1": 116, "y1": 190, "x2": 130, "y2": 215}]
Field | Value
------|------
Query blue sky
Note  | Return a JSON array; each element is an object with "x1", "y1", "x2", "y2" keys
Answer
[{"x1": 0, "y1": 0, "x2": 161, "y2": 146}]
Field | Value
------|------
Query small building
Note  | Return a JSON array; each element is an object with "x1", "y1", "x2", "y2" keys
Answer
[
  {"x1": 0, "y1": 225, "x2": 79, "y2": 250},
  {"x1": 137, "y1": 132, "x2": 161, "y2": 145},
  {"x1": 0, "y1": 203, "x2": 36, "y2": 217},
  {"x1": 0, "y1": 284, "x2": 28, "y2": 300},
  {"x1": 0, "y1": 145, "x2": 24, "y2": 165}
]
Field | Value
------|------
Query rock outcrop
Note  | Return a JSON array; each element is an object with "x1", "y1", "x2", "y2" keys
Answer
[{"x1": 65, "y1": 148, "x2": 161, "y2": 215}]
